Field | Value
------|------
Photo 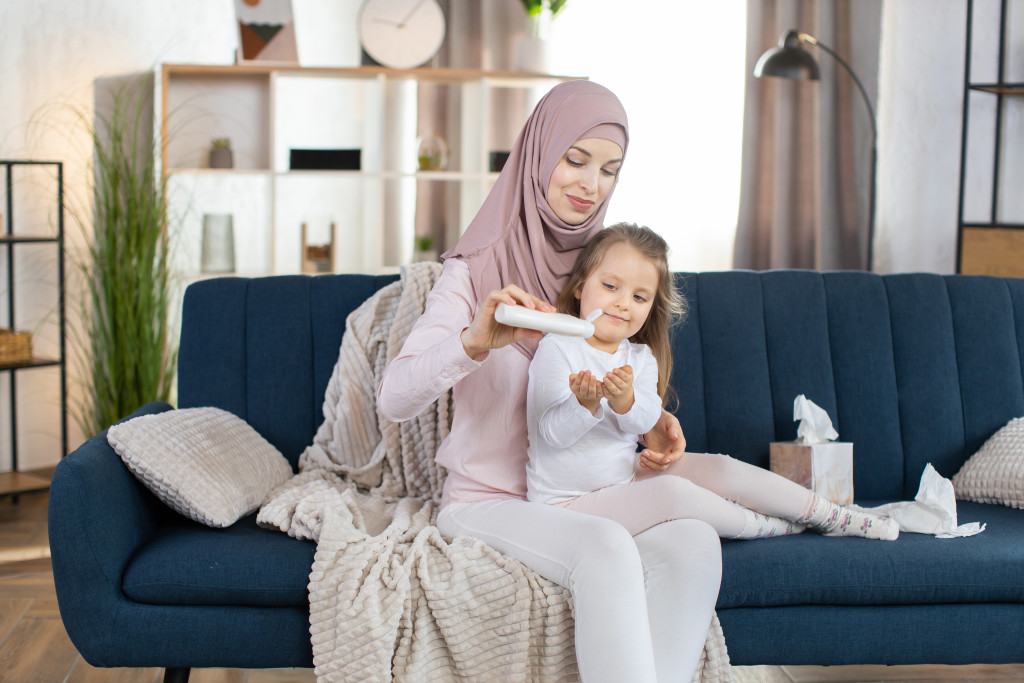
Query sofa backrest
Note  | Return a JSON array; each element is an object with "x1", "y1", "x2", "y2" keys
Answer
[
  {"x1": 179, "y1": 270, "x2": 1024, "y2": 502},
  {"x1": 178, "y1": 274, "x2": 400, "y2": 468},
  {"x1": 672, "y1": 271, "x2": 1024, "y2": 500}
]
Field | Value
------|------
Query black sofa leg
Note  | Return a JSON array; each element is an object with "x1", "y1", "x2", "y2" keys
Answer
[{"x1": 163, "y1": 667, "x2": 190, "y2": 683}]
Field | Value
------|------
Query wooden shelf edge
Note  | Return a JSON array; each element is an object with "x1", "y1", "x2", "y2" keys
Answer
[
  {"x1": 0, "y1": 471, "x2": 51, "y2": 498},
  {"x1": 162, "y1": 62, "x2": 586, "y2": 83}
]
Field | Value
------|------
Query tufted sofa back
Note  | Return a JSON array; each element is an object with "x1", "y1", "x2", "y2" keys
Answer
[{"x1": 179, "y1": 271, "x2": 1024, "y2": 502}]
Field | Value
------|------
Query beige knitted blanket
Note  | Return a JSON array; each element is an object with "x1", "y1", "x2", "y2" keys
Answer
[{"x1": 258, "y1": 262, "x2": 731, "y2": 682}]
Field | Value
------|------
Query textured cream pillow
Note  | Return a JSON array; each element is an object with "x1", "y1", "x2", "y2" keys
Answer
[
  {"x1": 107, "y1": 407, "x2": 294, "y2": 527},
  {"x1": 952, "y1": 416, "x2": 1024, "y2": 509}
]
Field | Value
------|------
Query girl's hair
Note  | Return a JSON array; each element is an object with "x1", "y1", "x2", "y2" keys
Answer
[{"x1": 555, "y1": 223, "x2": 686, "y2": 403}]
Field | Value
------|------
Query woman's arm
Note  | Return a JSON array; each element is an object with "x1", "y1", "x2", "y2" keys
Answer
[
  {"x1": 378, "y1": 258, "x2": 557, "y2": 423},
  {"x1": 639, "y1": 411, "x2": 687, "y2": 471},
  {"x1": 377, "y1": 260, "x2": 482, "y2": 422}
]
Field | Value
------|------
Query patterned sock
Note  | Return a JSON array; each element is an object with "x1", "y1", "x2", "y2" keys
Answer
[
  {"x1": 730, "y1": 507, "x2": 807, "y2": 540},
  {"x1": 800, "y1": 495, "x2": 899, "y2": 541}
]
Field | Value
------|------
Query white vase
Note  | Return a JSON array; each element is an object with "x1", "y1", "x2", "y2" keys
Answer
[
  {"x1": 514, "y1": 35, "x2": 550, "y2": 74},
  {"x1": 514, "y1": 9, "x2": 552, "y2": 74},
  {"x1": 201, "y1": 214, "x2": 235, "y2": 274}
]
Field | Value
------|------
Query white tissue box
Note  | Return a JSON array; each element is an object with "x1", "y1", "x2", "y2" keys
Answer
[{"x1": 770, "y1": 441, "x2": 853, "y2": 505}]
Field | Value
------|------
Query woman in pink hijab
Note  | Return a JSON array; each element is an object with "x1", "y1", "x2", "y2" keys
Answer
[{"x1": 378, "y1": 81, "x2": 721, "y2": 682}]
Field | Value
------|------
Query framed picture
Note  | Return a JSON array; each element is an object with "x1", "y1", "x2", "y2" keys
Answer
[{"x1": 235, "y1": 0, "x2": 299, "y2": 64}]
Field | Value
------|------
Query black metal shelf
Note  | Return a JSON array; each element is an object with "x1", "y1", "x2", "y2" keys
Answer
[
  {"x1": 968, "y1": 82, "x2": 1024, "y2": 95},
  {"x1": 0, "y1": 357, "x2": 62, "y2": 371},
  {"x1": 1, "y1": 159, "x2": 67, "y2": 499},
  {"x1": 960, "y1": 222, "x2": 1024, "y2": 231},
  {"x1": 956, "y1": 0, "x2": 1024, "y2": 276},
  {"x1": 0, "y1": 235, "x2": 61, "y2": 244}
]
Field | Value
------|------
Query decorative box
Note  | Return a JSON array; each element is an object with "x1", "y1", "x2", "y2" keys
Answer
[
  {"x1": 770, "y1": 441, "x2": 853, "y2": 505},
  {"x1": 0, "y1": 329, "x2": 32, "y2": 365}
]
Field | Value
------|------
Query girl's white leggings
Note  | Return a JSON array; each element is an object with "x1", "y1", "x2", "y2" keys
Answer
[
  {"x1": 437, "y1": 498, "x2": 722, "y2": 683},
  {"x1": 565, "y1": 452, "x2": 819, "y2": 537}
]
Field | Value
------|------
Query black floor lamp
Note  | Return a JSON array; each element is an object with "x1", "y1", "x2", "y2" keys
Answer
[{"x1": 754, "y1": 29, "x2": 877, "y2": 271}]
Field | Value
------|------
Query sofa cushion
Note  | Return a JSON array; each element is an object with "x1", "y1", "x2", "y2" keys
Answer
[
  {"x1": 953, "y1": 416, "x2": 1024, "y2": 509},
  {"x1": 122, "y1": 513, "x2": 315, "y2": 607},
  {"x1": 108, "y1": 407, "x2": 294, "y2": 528},
  {"x1": 718, "y1": 502, "x2": 1024, "y2": 609}
]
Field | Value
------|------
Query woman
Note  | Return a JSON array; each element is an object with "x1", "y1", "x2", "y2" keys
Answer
[{"x1": 377, "y1": 81, "x2": 721, "y2": 682}]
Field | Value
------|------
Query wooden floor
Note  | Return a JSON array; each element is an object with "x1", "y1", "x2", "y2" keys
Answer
[{"x1": 2, "y1": 472, "x2": 1023, "y2": 682}]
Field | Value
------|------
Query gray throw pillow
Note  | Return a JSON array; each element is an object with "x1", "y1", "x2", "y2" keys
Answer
[
  {"x1": 107, "y1": 407, "x2": 293, "y2": 527},
  {"x1": 952, "y1": 416, "x2": 1024, "y2": 510}
]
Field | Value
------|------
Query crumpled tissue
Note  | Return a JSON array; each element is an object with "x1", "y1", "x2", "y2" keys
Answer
[
  {"x1": 795, "y1": 394, "x2": 839, "y2": 444},
  {"x1": 853, "y1": 463, "x2": 986, "y2": 538}
]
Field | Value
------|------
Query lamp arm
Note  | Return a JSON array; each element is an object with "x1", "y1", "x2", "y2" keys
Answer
[
  {"x1": 799, "y1": 33, "x2": 876, "y2": 140},
  {"x1": 800, "y1": 32, "x2": 877, "y2": 271}
]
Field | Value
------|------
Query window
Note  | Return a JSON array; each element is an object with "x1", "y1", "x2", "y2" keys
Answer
[{"x1": 548, "y1": 3, "x2": 746, "y2": 271}]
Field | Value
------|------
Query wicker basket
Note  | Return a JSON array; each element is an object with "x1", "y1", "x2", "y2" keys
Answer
[{"x1": 0, "y1": 329, "x2": 33, "y2": 365}]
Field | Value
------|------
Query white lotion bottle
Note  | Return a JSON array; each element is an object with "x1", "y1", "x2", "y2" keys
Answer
[{"x1": 495, "y1": 303, "x2": 602, "y2": 338}]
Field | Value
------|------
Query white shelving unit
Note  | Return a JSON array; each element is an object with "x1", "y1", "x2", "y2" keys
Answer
[{"x1": 157, "y1": 63, "x2": 583, "y2": 277}]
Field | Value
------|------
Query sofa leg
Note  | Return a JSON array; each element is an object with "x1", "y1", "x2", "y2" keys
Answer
[{"x1": 163, "y1": 667, "x2": 190, "y2": 683}]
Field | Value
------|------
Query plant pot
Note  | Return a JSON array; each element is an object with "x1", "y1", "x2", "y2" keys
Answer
[
  {"x1": 514, "y1": 35, "x2": 550, "y2": 74},
  {"x1": 209, "y1": 148, "x2": 234, "y2": 169}
]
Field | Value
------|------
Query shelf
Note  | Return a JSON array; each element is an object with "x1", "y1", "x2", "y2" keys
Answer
[
  {"x1": 960, "y1": 222, "x2": 1024, "y2": 230},
  {"x1": 167, "y1": 168, "x2": 500, "y2": 181},
  {"x1": 0, "y1": 471, "x2": 51, "y2": 499},
  {"x1": 160, "y1": 62, "x2": 583, "y2": 275},
  {"x1": 163, "y1": 63, "x2": 585, "y2": 84},
  {"x1": 0, "y1": 235, "x2": 59, "y2": 244},
  {"x1": 0, "y1": 159, "x2": 67, "y2": 482},
  {"x1": 0, "y1": 357, "x2": 62, "y2": 371},
  {"x1": 968, "y1": 83, "x2": 1024, "y2": 95}
]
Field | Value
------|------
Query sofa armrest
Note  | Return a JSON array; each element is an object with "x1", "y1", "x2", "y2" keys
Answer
[{"x1": 48, "y1": 401, "x2": 174, "y2": 663}]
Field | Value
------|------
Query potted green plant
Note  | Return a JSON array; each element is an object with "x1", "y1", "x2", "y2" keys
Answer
[
  {"x1": 413, "y1": 235, "x2": 438, "y2": 262},
  {"x1": 69, "y1": 74, "x2": 177, "y2": 437},
  {"x1": 209, "y1": 137, "x2": 234, "y2": 169}
]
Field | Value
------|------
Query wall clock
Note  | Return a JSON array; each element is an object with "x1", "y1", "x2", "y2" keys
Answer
[{"x1": 358, "y1": 0, "x2": 447, "y2": 69}]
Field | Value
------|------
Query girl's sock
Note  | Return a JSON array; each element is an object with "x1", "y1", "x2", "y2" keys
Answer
[
  {"x1": 800, "y1": 495, "x2": 899, "y2": 541},
  {"x1": 730, "y1": 507, "x2": 807, "y2": 540}
]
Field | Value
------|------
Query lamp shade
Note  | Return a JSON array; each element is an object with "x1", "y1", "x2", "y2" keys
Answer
[{"x1": 754, "y1": 29, "x2": 821, "y2": 81}]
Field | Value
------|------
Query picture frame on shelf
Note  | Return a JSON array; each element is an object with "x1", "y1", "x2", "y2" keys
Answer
[{"x1": 234, "y1": 0, "x2": 299, "y2": 65}]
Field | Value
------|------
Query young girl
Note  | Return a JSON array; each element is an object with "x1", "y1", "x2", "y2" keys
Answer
[{"x1": 525, "y1": 223, "x2": 900, "y2": 541}]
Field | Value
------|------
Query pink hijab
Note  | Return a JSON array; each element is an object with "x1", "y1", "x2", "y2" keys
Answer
[{"x1": 442, "y1": 80, "x2": 629, "y2": 318}]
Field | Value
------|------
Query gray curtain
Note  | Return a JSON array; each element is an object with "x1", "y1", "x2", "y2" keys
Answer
[{"x1": 734, "y1": 0, "x2": 881, "y2": 271}]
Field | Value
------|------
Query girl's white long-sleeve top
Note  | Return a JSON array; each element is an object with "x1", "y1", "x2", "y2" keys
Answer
[{"x1": 526, "y1": 334, "x2": 662, "y2": 505}]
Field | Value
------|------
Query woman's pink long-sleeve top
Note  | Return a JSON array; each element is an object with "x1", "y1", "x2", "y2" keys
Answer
[{"x1": 377, "y1": 258, "x2": 532, "y2": 507}]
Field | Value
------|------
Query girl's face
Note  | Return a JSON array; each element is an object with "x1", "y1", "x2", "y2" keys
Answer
[
  {"x1": 576, "y1": 242, "x2": 659, "y2": 353},
  {"x1": 546, "y1": 137, "x2": 623, "y2": 225}
]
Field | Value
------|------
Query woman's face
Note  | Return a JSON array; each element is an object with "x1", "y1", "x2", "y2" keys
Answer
[{"x1": 546, "y1": 137, "x2": 623, "y2": 225}]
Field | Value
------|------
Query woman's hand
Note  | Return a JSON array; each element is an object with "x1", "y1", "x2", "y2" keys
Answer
[
  {"x1": 460, "y1": 284, "x2": 555, "y2": 360},
  {"x1": 569, "y1": 370, "x2": 603, "y2": 415},
  {"x1": 639, "y1": 410, "x2": 686, "y2": 471},
  {"x1": 602, "y1": 365, "x2": 634, "y2": 415}
]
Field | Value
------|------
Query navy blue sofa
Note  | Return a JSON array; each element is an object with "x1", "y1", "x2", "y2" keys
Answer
[{"x1": 49, "y1": 270, "x2": 1024, "y2": 681}]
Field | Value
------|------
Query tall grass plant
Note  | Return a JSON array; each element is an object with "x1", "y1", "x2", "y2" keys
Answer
[{"x1": 72, "y1": 73, "x2": 176, "y2": 437}]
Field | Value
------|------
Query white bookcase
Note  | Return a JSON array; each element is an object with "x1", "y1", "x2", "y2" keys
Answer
[{"x1": 157, "y1": 63, "x2": 583, "y2": 277}]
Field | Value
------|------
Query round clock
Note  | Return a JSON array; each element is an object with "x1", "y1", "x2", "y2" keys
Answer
[{"x1": 358, "y1": 0, "x2": 446, "y2": 70}]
